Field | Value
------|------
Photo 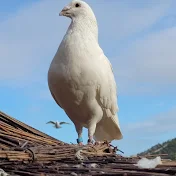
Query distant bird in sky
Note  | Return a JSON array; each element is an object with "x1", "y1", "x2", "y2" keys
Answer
[
  {"x1": 46, "y1": 121, "x2": 70, "y2": 129},
  {"x1": 48, "y1": 0, "x2": 123, "y2": 145}
]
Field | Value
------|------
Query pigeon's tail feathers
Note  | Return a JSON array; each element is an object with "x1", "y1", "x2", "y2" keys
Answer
[{"x1": 94, "y1": 114, "x2": 123, "y2": 141}]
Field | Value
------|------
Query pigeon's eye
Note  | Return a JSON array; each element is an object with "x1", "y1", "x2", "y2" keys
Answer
[{"x1": 75, "y1": 3, "x2": 80, "y2": 8}]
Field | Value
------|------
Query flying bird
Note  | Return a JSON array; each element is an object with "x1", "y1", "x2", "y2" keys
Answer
[
  {"x1": 48, "y1": 0, "x2": 123, "y2": 145},
  {"x1": 46, "y1": 121, "x2": 70, "y2": 129}
]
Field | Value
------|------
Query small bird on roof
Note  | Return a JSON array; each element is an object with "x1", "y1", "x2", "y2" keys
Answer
[{"x1": 46, "y1": 121, "x2": 70, "y2": 129}]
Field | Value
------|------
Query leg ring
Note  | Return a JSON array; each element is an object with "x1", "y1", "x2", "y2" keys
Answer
[{"x1": 77, "y1": 137, "x2": 83, "y2": 144}]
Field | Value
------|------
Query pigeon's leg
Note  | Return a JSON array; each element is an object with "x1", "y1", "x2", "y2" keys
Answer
[
  {"x1": 87, "y1": 123, "x2": 96, "y2": 145},
  {"x1": 75, "y1": 124, "x2": 83, "y2": 145}
]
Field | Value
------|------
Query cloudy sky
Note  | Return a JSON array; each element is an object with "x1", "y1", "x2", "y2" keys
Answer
[{"x1": 0, "y1": 0, "x2": 176, "y2": 156}]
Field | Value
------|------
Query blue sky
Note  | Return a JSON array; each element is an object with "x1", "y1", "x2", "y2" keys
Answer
[{"x1": 0, "y1": 0, "x2": 176, "y2": 156}]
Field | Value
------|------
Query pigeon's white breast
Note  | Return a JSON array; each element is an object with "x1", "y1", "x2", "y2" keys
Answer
[{"x1": 48, "y1": 34, "x2": 103, "y2": 125}]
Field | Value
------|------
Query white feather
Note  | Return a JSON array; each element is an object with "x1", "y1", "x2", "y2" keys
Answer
[{"x1": 135, "y1": 157, "x2": 162, "y2": 169}]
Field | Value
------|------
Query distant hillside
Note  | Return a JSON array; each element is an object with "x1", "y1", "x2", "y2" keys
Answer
[{"x1": 138, "y1": 138, "x2": 176, "y2": 160}]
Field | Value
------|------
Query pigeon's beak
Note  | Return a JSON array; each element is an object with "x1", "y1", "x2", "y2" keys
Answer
[{"x1": 59, "y1": 6, "x2": 71, "y2": 16}]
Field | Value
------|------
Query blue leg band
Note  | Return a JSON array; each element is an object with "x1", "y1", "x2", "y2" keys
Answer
[{"x1": 77, "y1": 137, "x2": 83, "y2": 143}]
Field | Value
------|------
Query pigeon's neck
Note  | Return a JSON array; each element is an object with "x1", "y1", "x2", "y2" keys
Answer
[{"x1": 67, "y1": 15, "x2": 98, "y2": 41}]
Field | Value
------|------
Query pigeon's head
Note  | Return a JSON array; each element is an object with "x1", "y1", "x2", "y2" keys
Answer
[{"x1": 59, "y1": 0, "x2": 95, "y2": 19}]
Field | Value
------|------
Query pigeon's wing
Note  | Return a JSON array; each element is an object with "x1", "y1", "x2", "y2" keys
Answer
[
  {"x1": 94, "y1": 53, "x2": 122, "y2": 141},
  {"x1": 97, "y1": 53, "x2": 118, "y2": 116},
  {"x1": 46, "y1": 121, "x2": 55, "y2": 124},
  {"x1": 60, "y1": 122, "x2": 70, "y2": 125}
]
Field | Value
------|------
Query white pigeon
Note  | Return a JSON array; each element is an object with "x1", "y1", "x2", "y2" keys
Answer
[
  {"x1": 48, "y1": 0, "x2": 123, "y2": 144},
  {"x1": 46, "y1": 121, "x2": 70, "y2": 129}
]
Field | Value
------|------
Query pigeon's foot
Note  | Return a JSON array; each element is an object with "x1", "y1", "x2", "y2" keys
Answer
[
  {"x1": 78, "y1": 142, "x2": 83, "y2": 146},
  {"x1": 77, "y1": 137, "x2": 83, "y2": 145},
  {"x1": 87, "y1": 138, "x2": 94, "y2": 145}
]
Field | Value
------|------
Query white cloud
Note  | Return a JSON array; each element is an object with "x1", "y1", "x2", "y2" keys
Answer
[
  {"x1": 0, "y1": 0, "x2": 172, "y2": 91},
  {"x1": 114, "y1": 26, "x2": 176, "y2": 95},
  {"x1": 0, "y1": 0, "x2": 69, "y2": 86},
  {"x1": 96, "y1": 0, "x2": 172, "y2": 42},
  {"x1": 125, "y1": 108, "x2": 176, "y2": 135}
]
